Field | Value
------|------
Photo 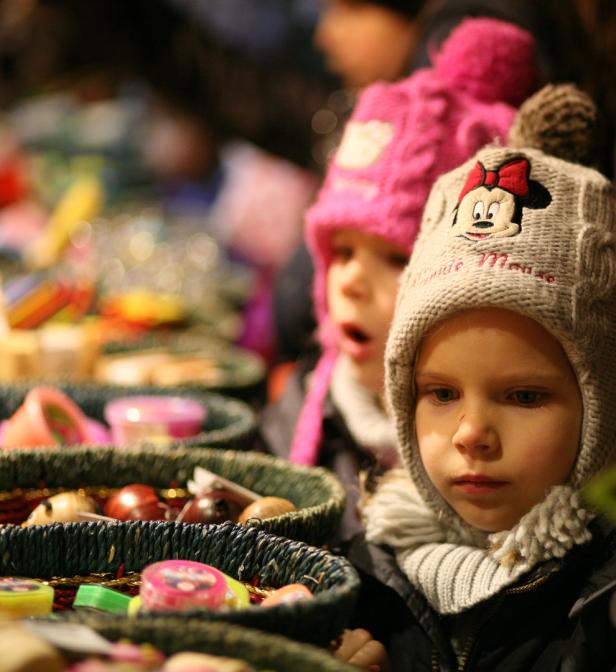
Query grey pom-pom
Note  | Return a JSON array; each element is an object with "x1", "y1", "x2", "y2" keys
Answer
[{"x1": 508, "y1": 84, "x2": 598, "y2": 167}]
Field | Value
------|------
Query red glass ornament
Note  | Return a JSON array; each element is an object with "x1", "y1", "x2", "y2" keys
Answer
[{"x1": 104, "y1": 484, "x2": 170, "y2": 521}]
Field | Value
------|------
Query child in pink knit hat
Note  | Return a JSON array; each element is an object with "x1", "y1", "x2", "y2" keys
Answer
[{"x1": 260, "y1": 16, "x2": 538, "y2": 543}]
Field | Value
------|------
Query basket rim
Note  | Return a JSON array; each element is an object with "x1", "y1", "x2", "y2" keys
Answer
[
  {"x1": 70, "y1": 614, "x2": 357, "y2": 671},
  {"x1": 0, "y1": 445, "x2": 347, "y2": 542},
  {"x1": 0, "y1": 383, "x2": 256, "y2": 446},
  {"x1": 0, "y1": 520, "x2": 361, "y2": 620}
]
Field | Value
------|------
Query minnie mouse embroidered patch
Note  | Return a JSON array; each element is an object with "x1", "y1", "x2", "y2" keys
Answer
[{"x1": 451, "y1": 157, "x2": 551, "y2": 240}]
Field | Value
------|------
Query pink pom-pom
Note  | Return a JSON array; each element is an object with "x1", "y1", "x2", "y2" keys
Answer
[{"x1": 434, "y1": 17, "x2": 537, "y2": 106}]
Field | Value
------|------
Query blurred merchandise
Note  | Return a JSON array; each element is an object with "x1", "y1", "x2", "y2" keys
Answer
[
  {"x1": 0, "y1": 124, "x2": 30, "y2": 207},
  {"x1": 2, "y1": 275, "x2": 95, "y2": 330},
  {"x1": 1, "y1": 386, "x2": 109, "y2": 448},
  {"x1": 7, "y1": 90, "x2": 153, "y2": 206},
  {"x1": 0, "y1": 82, "x2": 314, "y2": 372},
  {"x1": 0, "y1": 619, "x2": 261, "y2": 671},
  {"x1": 0, "y1": 578, "x2": 54, "y2": 617},
  {"x1": 73, "y1": 584, "x2": 133, "y2": 615},
  {"x1": 97, "y1": 339, "x2": 265, "y2": 403},
  {"x1": 211, "y1": 142, "x2": 318, "y2": 273},
  {"x1": 24, "y1": 174, "x2": 104, "y2": 269},
  {"x1": 104, "y1": 395, "x2": 206, "y2": 445},
  {"x1": 0, "y1": 323, "x2": 98, "y2": 381}
]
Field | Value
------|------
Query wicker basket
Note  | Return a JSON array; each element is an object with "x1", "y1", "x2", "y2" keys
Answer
[
  {"x1": 0, "y1": 445, "x2": 346, "y2": 546},
  {"x1": 77, "y1": 616, "x2": 356, "y2": 671},
  {"x1": 0, "y1": 381, "x2": 256, "y2": 450},
  {"x1": 102, "y1": 336, "x2": 267, "y2": 406},
  {"x1": 0, "y1": 521, "x2": 360, "y2": 645}
]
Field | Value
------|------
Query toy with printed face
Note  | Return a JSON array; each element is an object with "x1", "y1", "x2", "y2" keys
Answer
[
  {"x1": 22, "y1": 491, "x2": 97, "y2": 526},
  {"x1": 451, "y1": 158, "x2": 551, "y2": 241},
  {"x1": 160, "y1": 564, "x2": 217, "y2": 593}
]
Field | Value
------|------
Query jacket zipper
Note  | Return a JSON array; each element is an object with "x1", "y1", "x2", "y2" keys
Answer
[
  {"x1": 455, "y1": 574, "x2": 550, "y2": 671},
  {"x1": 429, "y1": 620, "x2": 480, "y2": 672},
  {"x1": 431, "y1": 646, "x2": 439, "y2": 672},
  {"x1": 503, "y1": 574, "x2": 549, "y2": 595},
  {"x1": 456, "y1": 623, "x2": 480, "y2": 672}
]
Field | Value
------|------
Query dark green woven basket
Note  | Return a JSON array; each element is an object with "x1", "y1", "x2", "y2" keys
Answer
[
  {"x1": 0, "y1": 521, "x2": 360, "y2": 645},
  {"x1": 0, "y1": 381, "x2": 256, "y2": 450},
  {"x1": 77, "y1": 617, "x2": 356, "y2": 671},
  {"x1": 102, "y1": 335, "x2": 267, "y2": 406},
  {"x1": 0, "y1": 445, "x2": 346, "y2": 546}
]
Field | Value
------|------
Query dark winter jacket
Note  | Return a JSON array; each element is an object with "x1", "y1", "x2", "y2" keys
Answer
[
  {"x1": 259, "y1": 356, "x2": 381, "y2": 545},
  {"x1": 346, "y1": 518, "x2": 616, "y2": 671}
]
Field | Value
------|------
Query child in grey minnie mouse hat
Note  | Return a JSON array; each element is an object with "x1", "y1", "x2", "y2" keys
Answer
[{"x1": 347, "y1": 85, "x2": 616, "y2": 671}]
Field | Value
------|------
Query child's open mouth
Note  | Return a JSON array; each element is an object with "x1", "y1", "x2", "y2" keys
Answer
[
  {"x1": 339, "y1": 323, "x2": 374, "y2": 360},
  {"x1": 343, "y1": 323, "x2": 370, "y2": 343}
]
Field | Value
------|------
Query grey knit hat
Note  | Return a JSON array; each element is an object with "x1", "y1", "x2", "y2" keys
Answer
[{"x1": 386, "y1": 85, "x2": 616, "y2": 524}]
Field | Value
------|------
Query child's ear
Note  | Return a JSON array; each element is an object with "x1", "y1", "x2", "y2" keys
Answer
[{"x1": 526, "y1": 179, "x2": 552, "y2": 210}]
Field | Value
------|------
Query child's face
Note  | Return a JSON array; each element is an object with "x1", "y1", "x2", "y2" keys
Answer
[
  {"x1": 327, "y1": 228, "x2": 407, "y2": 393},
  {"x1": 414, "y1": 308, "x2": 582, "y2": 532},
  {"x1": 314, "y1": 1, "x2": 418, "y2": 88}
]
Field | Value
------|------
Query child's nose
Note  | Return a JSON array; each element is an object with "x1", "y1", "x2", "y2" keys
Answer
[
  {"x1": 452, "y1": 408, "x2": 500, "y2": 457},
  {"x1": 340, "y1": 258, "x2": 371, "y2": 298}
]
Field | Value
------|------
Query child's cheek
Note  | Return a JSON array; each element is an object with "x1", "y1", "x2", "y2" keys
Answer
[{"x1": 415, "y1": 402, "x2": 449, "y2": 475}]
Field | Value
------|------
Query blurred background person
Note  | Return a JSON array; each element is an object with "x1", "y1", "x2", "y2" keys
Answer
[{"x1": 314, "y1": 0, "x2": 422, "y2": 89}]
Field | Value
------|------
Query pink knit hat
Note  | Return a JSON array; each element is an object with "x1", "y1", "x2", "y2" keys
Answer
[{"x1": 289, "y1": 17, "x2": 538, "y2": 465}]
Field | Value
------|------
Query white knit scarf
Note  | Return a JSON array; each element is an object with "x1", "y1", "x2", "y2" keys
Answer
[
  {"x1": 363, "y1": 472, "x2": 594, "y2": 614},
  {"x1": 330, "y1": 354, "x2": 399, "y2": 468}
]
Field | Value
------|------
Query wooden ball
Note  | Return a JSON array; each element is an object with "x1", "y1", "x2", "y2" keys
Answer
[{"x1": 238, "y1": 497, "x2": 296, "y2": 524}]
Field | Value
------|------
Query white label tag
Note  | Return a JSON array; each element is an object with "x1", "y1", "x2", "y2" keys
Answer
[{"x1": 188, "y1": 466, "x2": 261, "y2": 505}]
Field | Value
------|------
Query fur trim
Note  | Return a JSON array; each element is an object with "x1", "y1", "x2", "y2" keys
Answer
[{"x1": 330, "y1": 354, "x2": 399, "y2": 467}]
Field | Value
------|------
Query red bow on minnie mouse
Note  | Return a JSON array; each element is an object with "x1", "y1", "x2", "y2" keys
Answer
[{"x1": 458, "y1": 158, "x2": 530, "y2": 202}]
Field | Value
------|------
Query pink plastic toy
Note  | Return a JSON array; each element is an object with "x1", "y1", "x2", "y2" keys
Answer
[
  {"x1": 140, "y1": 560, "x2": 228, "y2": 612},
  {"x1": 104, "y1": 396, "x2": 206, "y2": 445},
  {"x1": 2, "y1": 387, "x2": 94, "y2": 449}
]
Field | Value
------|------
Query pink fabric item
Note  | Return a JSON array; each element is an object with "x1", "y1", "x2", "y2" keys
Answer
[
  {"x1": 288, "y1": 347, "x2": 338, "y2": 465},
  {"x1": 289, "y1": 17, "x2": 537, "y2": 465}
]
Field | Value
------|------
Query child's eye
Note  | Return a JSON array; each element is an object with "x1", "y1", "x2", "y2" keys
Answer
[
  {"x1": 332, "y1": 245, "x2": 353, "y2": 261},
  {"x1": 509, "y1": 390, "x2": 545, "y2": 406},
  {"x1": 387, "y1": 252, "x2": 409, "y2": 268},
  {"x1": 430, "y1": 388, "x2": 458, "y2": 403}
]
